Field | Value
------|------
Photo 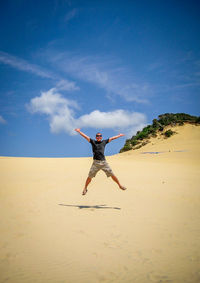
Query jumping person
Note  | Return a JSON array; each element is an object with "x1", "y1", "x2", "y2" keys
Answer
[{"x1": 75, "y1": 128, "x2": 127, "y2": 195}]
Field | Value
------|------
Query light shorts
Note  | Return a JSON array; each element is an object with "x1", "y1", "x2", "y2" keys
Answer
[{"x1": 88, "y1": 160, "x2": 114, "y2": 178}]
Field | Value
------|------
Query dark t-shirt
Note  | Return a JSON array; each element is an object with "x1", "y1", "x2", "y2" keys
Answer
[{"x1": 90, "y1": 138, "x2": 109, "y2": 160}]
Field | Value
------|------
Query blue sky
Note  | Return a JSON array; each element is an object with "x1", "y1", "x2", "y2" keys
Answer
[{"x1": 0, "y1": 0, "x2": 199, "y2": 157}]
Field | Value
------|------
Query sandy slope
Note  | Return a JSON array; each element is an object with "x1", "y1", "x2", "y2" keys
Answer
[{"x1": 0, "y1": 124, "x2": 200, "y2": 283}]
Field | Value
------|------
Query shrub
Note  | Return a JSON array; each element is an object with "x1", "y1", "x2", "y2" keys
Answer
[
  {"x1": 120, "y1": 113, "x2": 200, "y2": 153},
  {"x1": 164, "y1": 129, "x2": 175, "y2": 138},
  {"x1": 196, "y1": 116, "x2": 200, "y2": 123},
  {"x1": 120, "y1": 143, "x2": 132, "y2": 152},
  {"x1": 131, "y1": 139, "x2": 138, "y2": 146},
  {"x1": 137, "y1": 131, "x2": 148, "y2": 140}
]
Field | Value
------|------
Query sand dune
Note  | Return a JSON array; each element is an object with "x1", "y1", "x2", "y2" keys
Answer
[{"x1": 0, "y1": 124, "x2": 200, "y2": 283}]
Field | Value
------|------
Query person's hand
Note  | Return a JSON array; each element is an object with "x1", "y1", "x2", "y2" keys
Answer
[
  {"x1": 75, "y1": 128, "x2": 81, "y2": 133},
  {"x1": 119, "y1": 133, "x2": 125, "y2": 137}
]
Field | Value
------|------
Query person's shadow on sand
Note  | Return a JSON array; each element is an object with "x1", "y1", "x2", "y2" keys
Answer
[{"x1": 58, "y1": 204, "x2": 121, "y2": 210}]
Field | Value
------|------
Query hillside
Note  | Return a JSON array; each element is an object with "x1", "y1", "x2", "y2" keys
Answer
[
  {"x1": 0, "y1": 119, "x2": 200, "y2": 283},
  {"x1": 120, "y1": 113, "x2": 200, "y2": 153}
]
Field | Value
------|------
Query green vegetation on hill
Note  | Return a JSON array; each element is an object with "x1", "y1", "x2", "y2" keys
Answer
[{"x1": 120, "y1": 113, "x2": 200, "y2": 153}]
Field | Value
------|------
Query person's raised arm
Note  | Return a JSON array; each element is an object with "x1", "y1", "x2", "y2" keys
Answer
[
  {"x1": 75, "y1": 128, "x2": 90, "y2": 142},
  {"x1": 109, "y1": 133, "x2": 125, "y2": 143}
]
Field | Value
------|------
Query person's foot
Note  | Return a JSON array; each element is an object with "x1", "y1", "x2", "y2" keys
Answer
[
  {"x1": 82, "y1": 188, "x2": 88, "y2": 195},
  {"x1": 119, "y1": 186, "x2": 127, "y2": 191}
]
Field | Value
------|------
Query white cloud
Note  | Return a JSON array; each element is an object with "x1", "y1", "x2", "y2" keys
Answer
[
  {"x1": 0, "y1": 51, "x2": 80, "y2": 91},
  {"x1": 27, "y1": 88, "x2": 78, "y2": 135},
  {"x1": 77, "y1": 110, "x2": 147, "y2": 137},
  {"x1": 0, "y1": 51, "x2": 53, "y2": 79},
  {"x1": 0, "y1": 115, "x2": 6, "y2": 124},
  {"x1": 55, "y1": 79, "x2": 80, "y2": 91},
  {"x1": 46, "y1": 52, "x2": 150, "y2": 103},
  {"x1": 27, "y1": 88, "x2": 78, "y2": 115},
  {"x1": 64, "y1": 8, "x2": 78, "y2": 22},
  {"x1": 78, "y1": 110, "x2": 145, "y2": 129},
  {"x1": 27, "y1": 88, "x2": 147, "y2": 137}
]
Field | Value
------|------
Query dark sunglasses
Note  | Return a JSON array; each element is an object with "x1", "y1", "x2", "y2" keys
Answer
[{"x1": 96, "y1": 134, "x2": 102, "y2": 137}]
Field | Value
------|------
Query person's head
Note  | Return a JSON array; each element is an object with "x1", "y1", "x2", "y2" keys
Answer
[{"x1": 96, "y1": 132, "x2": 102, "y2": 141}]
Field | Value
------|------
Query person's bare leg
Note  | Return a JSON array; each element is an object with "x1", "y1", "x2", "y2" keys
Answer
[
  {"x1": 82, "y1": 177, "x2": 92, "y2": 195},
  {"x1": 111, "y1": 175, "x2": 126, "y2": 190}
]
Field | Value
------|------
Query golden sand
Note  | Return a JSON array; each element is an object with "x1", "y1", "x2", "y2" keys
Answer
[{"x1": 0, "y1": 124, "x2": 200, "y2": 283}]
